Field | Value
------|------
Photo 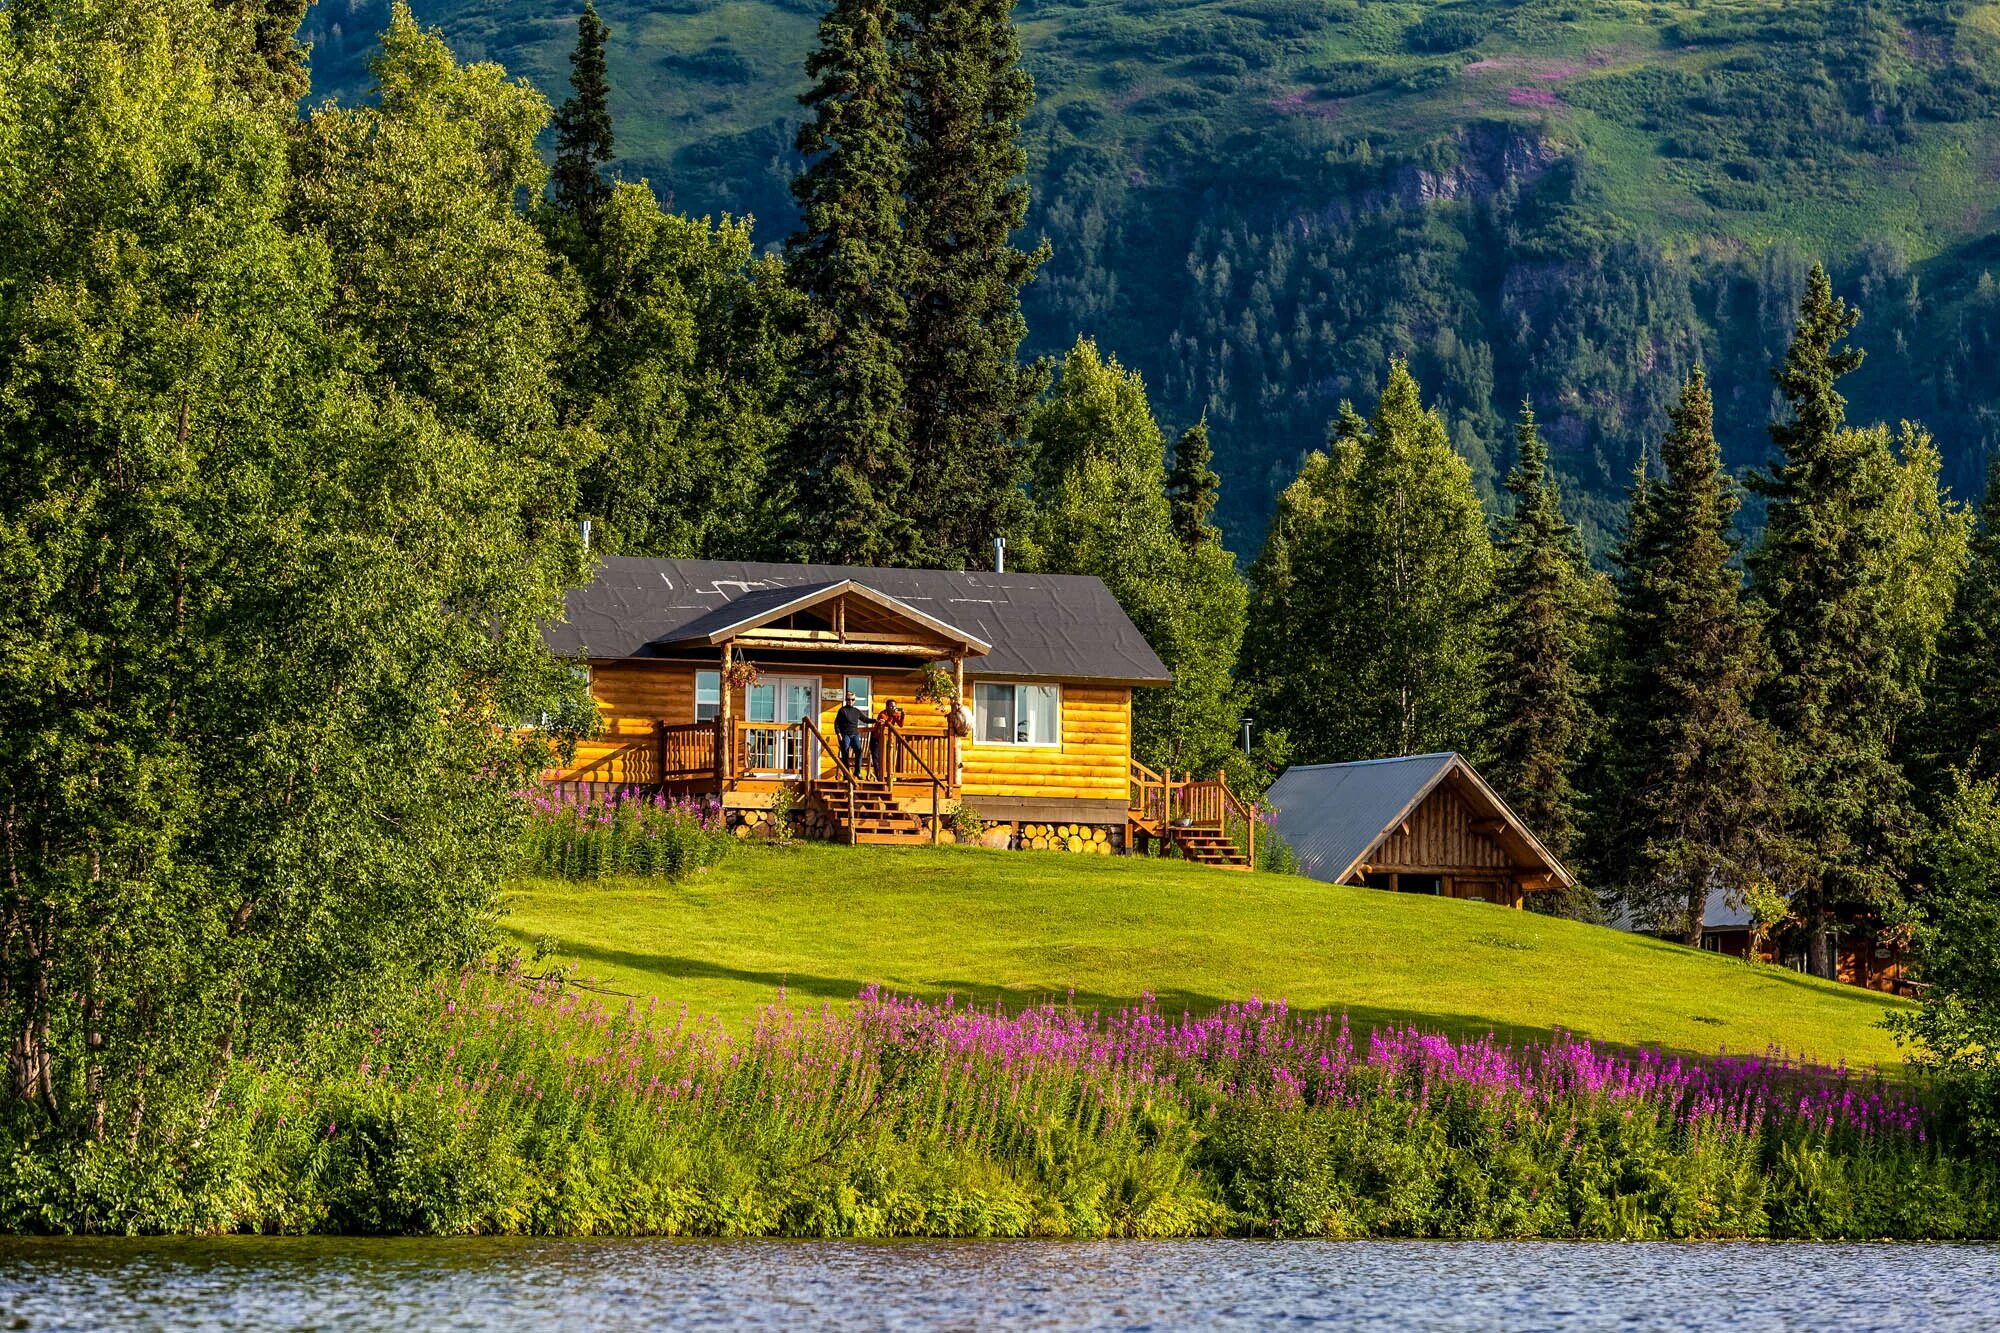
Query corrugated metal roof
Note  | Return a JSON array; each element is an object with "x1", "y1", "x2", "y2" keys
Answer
[
  {"x1": 1702, "y1": 886, "x2": 1752, "y2": 929},
  {"x1": 1266, "y1": 754, "x2": 1461, "y2": 883},
  {"x1": 543, "y1": 557, "x2": 1172, "y2": 685}
]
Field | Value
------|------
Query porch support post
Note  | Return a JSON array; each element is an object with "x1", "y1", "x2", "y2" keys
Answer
[
  {"x1": 720, "y1": 641, "x2": 735, "y2": 783},
  {"x1": 952, "y1": 652, "x2": 967, "y2": 790}
]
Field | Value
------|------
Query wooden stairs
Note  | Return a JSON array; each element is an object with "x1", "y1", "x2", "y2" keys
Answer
[
  {"x1": 1165, "y1": 823, "x2": 1253, "y2": 871},
  {"x1": 811, "y1": 780, "x2": 930, "y2": 845}
]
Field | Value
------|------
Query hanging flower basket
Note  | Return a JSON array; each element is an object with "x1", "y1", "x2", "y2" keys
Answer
[
  {"x1": 723, "y1": 658, "x2": 762, "y2": 691},
  {"x1": 914, "y1": 662, "x2": 957, "y2": 706}
]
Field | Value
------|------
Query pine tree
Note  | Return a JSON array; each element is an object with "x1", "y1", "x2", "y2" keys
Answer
[
  {"x1": 898, "y1": 0, "x2": 1048, "y2": 567},
  {"x1": 551, "y1": 3, "x2": 614, "y2": 241},
  {"x1": 1024, "y1": 340, "x2": 1246, "y2": 774},
  {"x1": 1921, "y1": 454, "x2": 2000, "y2": 787},
  {"x1": 1594, "y1": 369, "x2": 1779, "y2": 944},
  {"x1": 1241, "y1": 415, "x2": 1363, "y2": 764},
  {"x1": 1167, "y1": 417, "x2": 1221, "y2": 547},
  {"x1": 1243, "y1": 364, "x2": 1491, "y2": 764},
  {"x1": 1351, "y1": 361, "x2": 1494, "y2": 758},
  {"x1": 785, "y1": 0, "x2": 915, "y2": 564},
  {"x1": 1749, "y1": 265, "x2": 1916, "y2": 978},
  {"x1": 1481, "y1": 404, "x2": 1602, "y2": 871}
]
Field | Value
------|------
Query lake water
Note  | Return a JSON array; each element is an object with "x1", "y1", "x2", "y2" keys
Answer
[{"x1": 2, "y1": 1237, "x2": 1995, "y2": 1331}]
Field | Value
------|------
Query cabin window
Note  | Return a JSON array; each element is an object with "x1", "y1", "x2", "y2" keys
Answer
[
  {"x1": 974, "y1": 682, "x2": 1058, "y2": 746},
  {"x1": 694, "y1": 670, "x2": 721, "y2": 722},
  {"x1": 843, "y1": 675, "x2": 871, "y2": 713}
]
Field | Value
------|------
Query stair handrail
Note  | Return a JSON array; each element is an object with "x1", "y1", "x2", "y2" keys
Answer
[
  {"x1": 885, "y1": 721, "x2": 946, "y2": 846},
  {"x1": 800, "y1": 712, "x2": 863, "y2": 790}
]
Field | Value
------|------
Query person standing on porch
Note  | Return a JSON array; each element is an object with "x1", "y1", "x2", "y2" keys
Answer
[
  {"x1": 872, "y1": 698, "x2": 905, "y2": 780},
  {"x1": 835, "y1": 692, "x2": 867, "y2": 778}
]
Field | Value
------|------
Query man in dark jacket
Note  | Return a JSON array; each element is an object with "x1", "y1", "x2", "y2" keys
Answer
[{"x1": 834, "y1": 692, "x2": 867, "y2": 778}]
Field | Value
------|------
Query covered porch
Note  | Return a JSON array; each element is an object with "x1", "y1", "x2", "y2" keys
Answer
[{"x1": 550, "y1": 578, "x2": 986, "y2": 841}]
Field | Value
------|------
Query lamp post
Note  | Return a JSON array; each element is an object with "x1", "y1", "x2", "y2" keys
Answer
[{"x1": 1242, "y1": 715, "x2": 1253, "y2": 758}]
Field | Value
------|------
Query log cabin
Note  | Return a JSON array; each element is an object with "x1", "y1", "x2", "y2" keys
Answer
[
  {"x1": 1693, "y1": 889, "x2": 1909, "y2": 994},
  {"x1": 540, "y1": 557, "x2": 1256, "y2": 867},
  {"x1": 1265, "y1": 753, "x2": 1573, "y2": 909}
]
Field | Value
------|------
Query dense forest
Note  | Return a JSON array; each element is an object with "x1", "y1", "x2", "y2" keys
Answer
[{"x1": 303, "y1": 0, "x2": 2000, "y2": 551}]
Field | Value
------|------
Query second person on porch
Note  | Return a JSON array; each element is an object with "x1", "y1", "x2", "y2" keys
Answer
[
  {"x1": 872, "y1": 697, "x2": 905, "y2": 780},
  {"x1": 835, "y1": 692, "x2": 867, "y2": 778}
]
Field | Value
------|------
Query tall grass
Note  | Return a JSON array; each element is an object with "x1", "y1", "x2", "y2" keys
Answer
[
  {"x1": 518, "y1": 788, "x2": 732, "y2": 882},
  {"x1": 27, "y1": 967, "x2": 1987, "y2": 1238}
]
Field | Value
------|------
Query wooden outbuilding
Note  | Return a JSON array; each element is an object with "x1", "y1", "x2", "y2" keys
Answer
[{"x1": 1265, "y1": 753, "x2": 1573, "y2": 908}]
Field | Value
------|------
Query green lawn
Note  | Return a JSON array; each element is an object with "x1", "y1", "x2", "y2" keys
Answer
[{"x1": 505, "y1": 844, "x2": 1910, "y2": 1067}]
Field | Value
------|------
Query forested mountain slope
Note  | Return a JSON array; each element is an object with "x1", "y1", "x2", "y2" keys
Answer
[{"x1": 307, "y1": 0, "x2": 2000, "y2": 548}]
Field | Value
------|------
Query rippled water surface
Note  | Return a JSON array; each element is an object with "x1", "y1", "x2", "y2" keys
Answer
[{"x1": 3, "y1": 1237, "x2": 1995, "y2": 1331}]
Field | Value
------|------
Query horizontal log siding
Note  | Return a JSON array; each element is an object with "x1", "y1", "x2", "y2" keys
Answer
[
  {"x1": 563, "y1": 661, "x2": 699, "y2": 777},
  {"x1": 961, "y1": 684, "x2": 1130, "y2": 802},
  {"x1": 554, "y1": 663, "x2": 1135, "y2": 802}
]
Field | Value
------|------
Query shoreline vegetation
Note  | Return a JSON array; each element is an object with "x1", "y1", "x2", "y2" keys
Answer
[{"x1": 6, "y1": 966, "x2": 1993, "y2": 1241}]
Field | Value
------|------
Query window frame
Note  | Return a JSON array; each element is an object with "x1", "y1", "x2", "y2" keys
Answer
[
  {"x1": 971, "y1": 681, "x2": 1061, "y2": 748},
  {"x1": 843, "y1": 675, "x2": 871, "y2": 715},
  {"x1": 694, "y1": 669, "x2": 721, "y2": 723}
]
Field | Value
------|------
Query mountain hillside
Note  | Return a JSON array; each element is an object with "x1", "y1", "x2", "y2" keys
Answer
[{"x1": 306, "y1": 0, "x2": 2000, "y2": 548}]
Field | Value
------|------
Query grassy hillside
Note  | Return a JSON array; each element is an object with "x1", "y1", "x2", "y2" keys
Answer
[
  {"x1": 505, "y1": 843, "x2": 1908, "y2": 1065},
  {"x1": 307, "y1": 1, "x2": 2000, "y2": 548}
]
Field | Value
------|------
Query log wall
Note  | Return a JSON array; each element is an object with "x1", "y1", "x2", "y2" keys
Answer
[
  {"x1": 1366, "y1": 785, "x2": 1516, "y2": 873},
  {"x1": 555, "y1": 661, "x2": 1135, "y2": 805}
]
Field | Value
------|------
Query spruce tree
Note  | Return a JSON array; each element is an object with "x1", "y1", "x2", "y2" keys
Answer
[
  {"x1": 1922, "y1": 455, "x2": 2000, "y2": 787},
  {"x1": 1481, "y1": 404, "x2": 1602, "y2": 871},
  {"x1": 898, "y1": 0, "x2": 1048, "y2": 566},
  {"x1": 551, "y1": 3, "x2": 614, "y2": 241},
  {"x1": 1168, "y1": 417, "x2": 1221, "y2": 546},
  {"x1": 1243, "y1": 364, "x2": 1490, "y2": 764},
  {"x1": 1749, "y1": 265, "x2": 1915, "y2": 978},
  {"x1": 1352, "y1": 362, "x2": 1494, "y2": 758},
  {"x1": 1594, "y1": 369, "x2": 1779, "y2": 944},
  {"x1": 1024, "y1": 340, "x2": 1246, "y2": 773},
  {"x1": 785, "y1": 0, "x2": 915, "y2": 564}
]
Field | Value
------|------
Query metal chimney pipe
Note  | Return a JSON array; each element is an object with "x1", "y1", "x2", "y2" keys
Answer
[
  {"x1": 582, "y1": 518, "x2": 593, "y2": 552},
  {"x1": 993, "y1": 536, "x2": 1006, "y2": 573}
]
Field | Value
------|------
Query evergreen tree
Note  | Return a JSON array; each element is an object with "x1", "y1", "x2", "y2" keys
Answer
[
  {"x1": 550, "y1": 2, "x2": 614, "y2": 241},
  {"x1": 1749, "y1": 265, "x2": 1917, "y2": 978},
  {"x1": 898, "y1": 0, "x2": 1047, "y2": 567},
  {"x1": 1024, "y1": 340, "x2": 1246, "y2": 774},
  {"x1": 1481, "y1": 404, "x2": 1603, "y2": 874},
  {"x1": 1347, "y1": 362, "x2": 1493, "y2": 758},
  {"x1": 784, "y1": 0, "x2": 914, "y2": 564},
  {"x1": 1241, "y1": 414, "x2": 1363, "y2": 764},
  {"x1": 574, "y1": 187, "x2": 800, "y2": 559},
  {"x1": 1167, "y1": 417, "x2": 1221, "y2": 547},
  {"x1": 1594, "y1": 369, "x2": 1779, "y2": 944},
  {"x1": 1921, "y1": 455, "x2": 2000, "y2": 787},
  {"x1": 1243, "y1": 363, "x2": 1491, "y2": 764}
]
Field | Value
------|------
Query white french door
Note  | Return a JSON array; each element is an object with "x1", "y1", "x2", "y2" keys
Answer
[{"x1": 744, "y1": 676, "x2": 818, "y2": 774}]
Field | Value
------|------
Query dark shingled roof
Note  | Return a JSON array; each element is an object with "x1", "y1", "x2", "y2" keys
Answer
[
  {"x1": 1265, "y1": 752, "x2": 1572, "y2": 888},
  {"x1": 544, "y1": 557, "x2": 1173, "y2": 685}
]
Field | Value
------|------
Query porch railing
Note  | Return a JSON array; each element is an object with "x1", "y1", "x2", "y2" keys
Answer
[
  {"x1": 659, "y1": 719, "x2": 721, "y2": 781},
  {"x1": 881, "y1": 722, "x2": 947, "y2": 844},
  {"x1": 876, "y1": 726, "x2": 953, "y2": 788},
  {"x1": 1129, "y1": 761, "x2": 1257, "y2": 867},
  {"x1": 736, "y1": 720, "x2": 807, "y2": 776}
]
